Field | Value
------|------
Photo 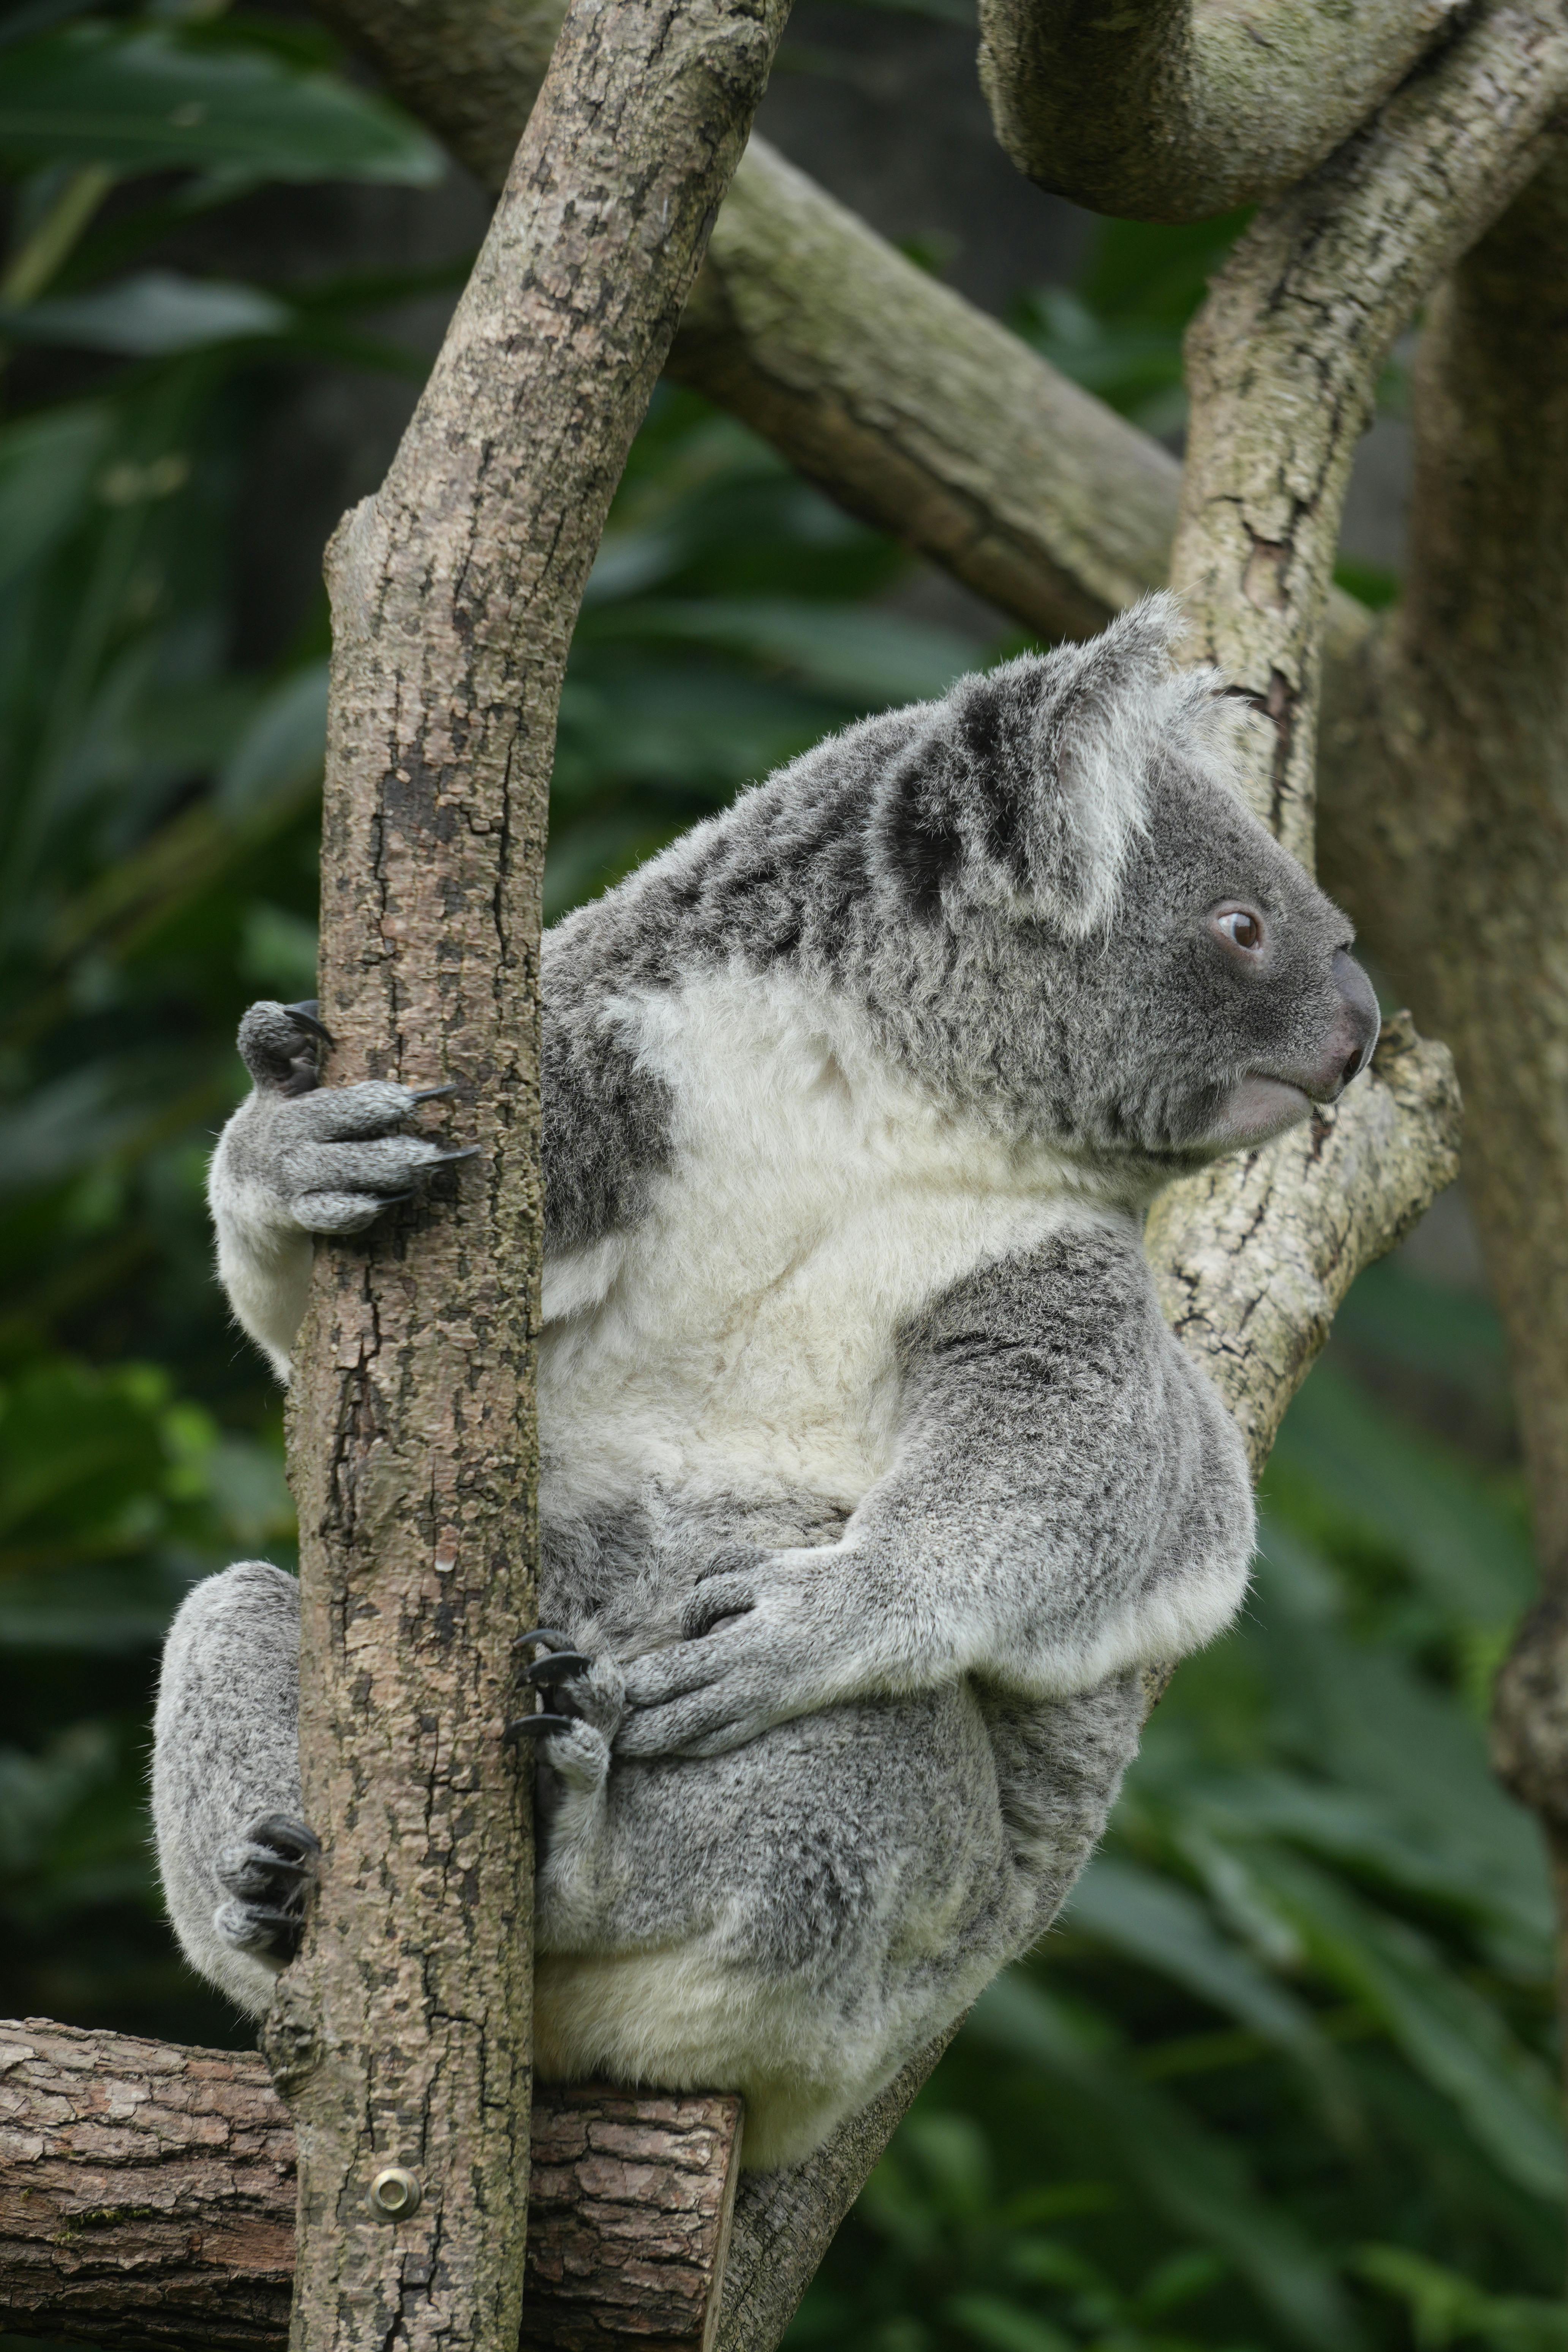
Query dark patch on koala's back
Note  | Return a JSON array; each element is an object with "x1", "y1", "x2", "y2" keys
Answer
[
  {"x1": 877, "y1": 742, "x2": 966, "y2": 922},
  {"x1": 542, "y1": 922, "x2": 675, "y2": 1256}
]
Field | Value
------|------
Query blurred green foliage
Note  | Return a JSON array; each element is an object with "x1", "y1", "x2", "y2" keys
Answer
[{"x1": 0, "y1": 10, "x2": 1558, "y2": 2352}]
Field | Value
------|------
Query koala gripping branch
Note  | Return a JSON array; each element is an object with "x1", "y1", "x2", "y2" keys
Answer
[
  {"x1": 9, "y1": 1034, "x2": 1456, "y2": 2352},
  {"x1": 271, "y1": 5, "x2": 788, "y2": 2352}
]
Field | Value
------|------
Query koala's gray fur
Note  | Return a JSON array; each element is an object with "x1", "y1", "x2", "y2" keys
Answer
[{"x1": 155, "y1": 596, "x2": 1378, "y2": 2167}]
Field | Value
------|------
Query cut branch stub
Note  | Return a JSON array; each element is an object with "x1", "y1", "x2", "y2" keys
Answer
[
  {"x1": 0, "y1": 2018, "x2": 741, "y2": 2352},
  {"x1": 277, "y1": 2, "x2": 789, "y2": 2350},
  {"x1": 977, "y1": 0, "x2": 1465, "y2": 223},
  {"x1": 1168, "y1": 0, "x2": 1568, "y2": 864}
]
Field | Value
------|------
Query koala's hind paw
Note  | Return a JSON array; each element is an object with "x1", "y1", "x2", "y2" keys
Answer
[
  {"x1": 214, "y1": 1813, "x2": 319, "y2": 1966},
  {"x1": 508, "y1": 1630, "x2": 625, "y2": 1791}
]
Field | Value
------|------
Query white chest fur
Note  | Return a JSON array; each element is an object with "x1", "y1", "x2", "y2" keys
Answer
[{"x1": 539, "y1": 966, "x2": 1086, "y2": 1514}]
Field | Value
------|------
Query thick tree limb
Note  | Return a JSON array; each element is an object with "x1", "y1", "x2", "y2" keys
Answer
[
  {"x1": 1168, "y1": 0, "x2": 1568, "y2": 864},
  {"x1": 977, "y1": 0, "x2": 1465, "y2": 222},
  {"x1": 276, "y1": 3, "x2": 787, "y2": 2350},
  {"x1": 672, "y1": 140, "x2": 1177, "y2": 642},
  {"x1": 0, "y1": 2019, "x2": 741, "y2": 2352},
  {"x1": 1145, "y1": 1017, "x2": 1462, "y2": 1481}
]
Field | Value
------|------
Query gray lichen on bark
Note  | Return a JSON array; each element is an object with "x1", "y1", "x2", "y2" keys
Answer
[
  {"x1": 977, "y1": 0, "x2": 1466, "y2": 222},
  {"x1": 1167, "y1": 0, "x2": 1568, "y2": 861}
]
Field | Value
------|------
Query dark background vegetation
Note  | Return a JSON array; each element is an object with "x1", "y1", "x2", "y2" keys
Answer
[{"x1": 0, "y1": 5, "x2": 1560, "y2": 2347}]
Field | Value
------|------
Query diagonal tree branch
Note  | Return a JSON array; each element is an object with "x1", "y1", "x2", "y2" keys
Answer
[
  {"x1": 1307, "y1": 142, "x2": 1568, "y2": 1988},
  {"x1": 978, "y1": 0, "x2": 1466, "y2": 222},
  {"x1": 307, "y1": 0, "x2": 1393, "y2": 801},
  {"x1": 1167, "y1": 0, "x2": 1568, "y2": 865}
]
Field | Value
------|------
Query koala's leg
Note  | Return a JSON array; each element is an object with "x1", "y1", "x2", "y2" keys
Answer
[
  {"x1": 531, "y1": 1680, "x2": 1042, "y2": 2168},
  {"x1": 983, "y1": 1673, "x2": 1146, "y2": 1945},
  {"x1": 152, "y1": 1561, "x2": 313, "y2": 2017},
  {"x1": 512, "y1": 1630, "x2": 637, "y2": 1947}
]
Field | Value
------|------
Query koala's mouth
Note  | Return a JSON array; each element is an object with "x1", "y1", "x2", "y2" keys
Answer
[{"x1": 1207, "y1": 1074, "x2": 1313, "y2": 1149}]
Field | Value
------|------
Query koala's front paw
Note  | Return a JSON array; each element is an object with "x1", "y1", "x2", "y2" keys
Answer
[
  {"x1": 214, "y1": 1813, "x2": 320, "y2": 1967},
  {"x1": 616, "y1": 1551, "x2": 852, "y2": 1760},
  {"x1": 218, "y1": 1000, "x2": 476, "y2": 1242}
]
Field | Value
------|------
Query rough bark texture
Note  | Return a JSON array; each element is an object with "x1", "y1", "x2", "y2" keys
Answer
[
  {"x1": 0, "y1": 2020, "x2": 741, "y2": 2352},
  {"x1": 275, "y1": 4, "x2": 787, "y2": 2350},
  {"x1": 1167, "y1": 0, "x2": 1568, "y2": 864},
  {"x1": 1308, "y1": 142, "x2": 1568, "y2": 1975},
  {"x1": 1145, "y1": 1016, "x2": 1462, "y2": 1481},
  {"x1": 977, "y1": 0, "x2": 1464, "y2": 221}
]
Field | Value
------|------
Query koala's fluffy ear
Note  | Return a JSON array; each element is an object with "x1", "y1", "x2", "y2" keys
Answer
[
  {"x1": 876, "y1": 592, "x2": 1206, "y2": 933},
  {"x1": 1020, "y1": 592, "x2": 1184, "y2": 934}
]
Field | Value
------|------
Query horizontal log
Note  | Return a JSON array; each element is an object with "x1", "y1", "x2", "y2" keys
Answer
[{"x1": 0, "y1": 2018, "x2": 742, "y2": 2352}]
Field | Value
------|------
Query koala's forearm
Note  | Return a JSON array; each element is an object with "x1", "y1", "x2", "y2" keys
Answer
[
  {"x1": 209, "y1": 1121, "x2": 313, "y2": 1378},
  {"x1": 838, "y1": 1222, "x2": 1253, "y2": 1697},
  {"x1": 618, "y1": 1222, "x2": 1254, "y2": 1759}
]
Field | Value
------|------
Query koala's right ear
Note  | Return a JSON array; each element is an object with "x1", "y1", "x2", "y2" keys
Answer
[
  {"x1": 874, "y1": 593, "x2": 1201, "y2": 933},
  {"x1": 236, "y1": 1000, "x2": 332, "y2": 1095}
]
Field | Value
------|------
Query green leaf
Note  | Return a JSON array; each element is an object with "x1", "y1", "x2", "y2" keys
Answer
[
  {"x1": 0, "y1": 400, "x2": 109, "y2": 595},
  {"x1": 586, "y1": 597, "x2": 983, "y2": 706},
  {"x1": 0, "y1": 23, "x2": 444, "y2": 182},
  {"x1": 1269, "y1": 1362, "x2": 1535, "y2": 1624},
  {"x1": 966, "y1": 1973, "x2": 1358, "y2": 2351},
  {"x1": 943, "y1": 2295, "x2": 1074, "y2": 2352},
  {"x1": 215, "y1": 659, "x2": 328, "y2": 817},
  {"x1": 0, "y1": 269, "x2": 292, "y2": 352},
  {"x1": 1241, "y1": 1851, "x2": 1565, "y2": 2204},
  {"x1": 1066, "y1": 1854, "x2": 1332, "y2": 2060}
]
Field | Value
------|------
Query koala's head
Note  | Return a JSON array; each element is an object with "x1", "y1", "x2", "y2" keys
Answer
[{"x1": 866, "y1": 594, "x2": 1378, "y2": 1174}]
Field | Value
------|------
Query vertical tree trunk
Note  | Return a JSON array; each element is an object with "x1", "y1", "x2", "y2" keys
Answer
[
  {"x1": 269, "y1": 5, "x2": 790, "y2": 2349},
  {"x1": 1315, "y1": 141, "x2": 1568, "y2": 2105}
]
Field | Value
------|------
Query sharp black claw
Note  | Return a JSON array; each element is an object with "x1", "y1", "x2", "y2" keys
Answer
[
  {"x1": 252, "y1": 1815, "x2": 320, "y2": 1854},
  {"x1": 523, "y1": 1650, "x2": 591, "y2": 1684},
  {"x1": 409, "y1": 1083, "x2": 464, "y2": 1106},
  {"x1": 284, "y1": 1000, "x2": 334, "y2": 1044},
  {"x1": 515, "y1": 1627, "x2": 575, "y2": 1653},
  {"x1": 505, "y1": 1712, "x2": 575, "y2": 1742}
]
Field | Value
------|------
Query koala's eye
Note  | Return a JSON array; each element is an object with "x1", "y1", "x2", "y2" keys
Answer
[{"x1": 1211, "y1": 905, "x2": 1266, "y2": 956}]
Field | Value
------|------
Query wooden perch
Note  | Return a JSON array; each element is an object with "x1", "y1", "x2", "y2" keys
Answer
[{"x1": 0, "y1": 2019, "x2": 742, "y2": 2352}]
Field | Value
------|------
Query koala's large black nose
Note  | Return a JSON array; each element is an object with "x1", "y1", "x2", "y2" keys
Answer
[{"x1": 1330, "y1": 949, "x2": 1380, "y2": 1092}]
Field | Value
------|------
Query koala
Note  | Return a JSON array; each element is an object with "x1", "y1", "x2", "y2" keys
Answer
[{"x1": 152, "y1": 595, "x2": 1378, "y2": 2170}]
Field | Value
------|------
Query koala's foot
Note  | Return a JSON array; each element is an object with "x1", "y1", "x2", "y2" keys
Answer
[
  {"x1": 214, "y1": 1813, "x2": 320, "y2": 1966},
  {"x1": 509, "y1": 1628, "x2": 625, "y2": 1797}
]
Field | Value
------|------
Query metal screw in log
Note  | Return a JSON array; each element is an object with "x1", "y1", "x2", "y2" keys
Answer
[
  {"x1": 367, "y1": 2166, "x2": 423, "y2": 2221},
  {"x1": 0, "y1": 2018, "x2": 743, "y2": 2352}
]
